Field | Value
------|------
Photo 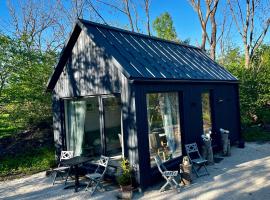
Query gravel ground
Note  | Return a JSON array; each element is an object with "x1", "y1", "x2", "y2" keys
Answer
[{"x1": 1, "y1": 142, "x2": 270, "y2": 200}]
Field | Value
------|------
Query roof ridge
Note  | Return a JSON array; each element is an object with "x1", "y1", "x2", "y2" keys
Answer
[{"x1": 78, "y1": 18, "x2": 201, "y2": 50}]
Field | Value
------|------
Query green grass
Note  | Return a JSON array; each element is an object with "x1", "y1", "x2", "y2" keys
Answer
[
  {"x1": 0, "y1": 114, "x2": 21, "y2": 139},
  {"x1": 0, "y1": 147, "x2": 56, "y2": 180},
  {"x1": 243, "y1": 126, "x2": 270, "y2": 142}
]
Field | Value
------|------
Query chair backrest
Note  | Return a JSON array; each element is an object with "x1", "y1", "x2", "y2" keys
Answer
[
  {"x1": 154, "y1": 155, "x2": 178, "y2": 178},
  {"x1": 185, "y1": 143, "x2": 202, "y2": 161},
  {"x1": 154, "y1": 155, "x2": 167, "y2": 174},
  {"x1": 95, "y1": 155, "x2": 110, "y2": 177},
  {"x1": 60, "y1": 151, "x2": 74, "y2": 161},
  {"x1": 98, "y1": 155, "x2": 110, "y2": 167}
]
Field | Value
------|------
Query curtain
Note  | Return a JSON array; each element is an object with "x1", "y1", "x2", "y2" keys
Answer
[
  {"x1": 66, "y1": 100, "x2": 86, "y2": 156},
  {"x1": 159, "y1": 93, "x2": 176, "y2": 154}
]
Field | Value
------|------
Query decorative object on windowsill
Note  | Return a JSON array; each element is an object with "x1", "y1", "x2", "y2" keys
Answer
[
  {"x1": 201, "y1": 130, "x2": 214, "y2": 164},
  {"x1": 116, "y1": 158, "x2": 133, "y2": 200},
  {"x1": 180, "y1": 156, "x2": 192, "y2": 185},
  {"x1": 220, "y1": 128, "x2": 231, "y2": 156}
]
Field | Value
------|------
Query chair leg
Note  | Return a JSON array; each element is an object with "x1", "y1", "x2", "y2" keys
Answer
[
  {"x1": 64, "y1": 168, "x2": 71, "y2": 185},
  {"x1": 194, "y1": 164, "x2": 209, "y2": 177},
  {"x1": 85, "y1": 179, "x2": 93, "y2": 191},
  {"x1": 203, "y1": 164, "x2": 209, "y2": 175},
  {"x1": 52, "y1": 171, "x2": 58, "y2": 185},
  {"x1": 172, "y1": 179, "x2": 181, "y2": 192},
  {"x1": 192, "y1": 165, "x2": 200, "y2": 177},
  {"x1": 160, "y1": 181, "x2": 169, "y2": 192},
  {"x1": 97, "y1": 182, "x2": 104, "y2": 191},
  {"x1": 89, "y1": 182, "x2": 99, "y2": 196}
]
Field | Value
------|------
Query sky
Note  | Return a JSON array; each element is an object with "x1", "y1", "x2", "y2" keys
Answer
[{"x1": 0, "y1": 0, "x2": 269, "y2": 51}]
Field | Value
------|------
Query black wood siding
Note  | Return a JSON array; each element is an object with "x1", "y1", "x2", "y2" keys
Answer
[
  {"x1": 54, "y1": 30, "x2": 123, "y2": 98},
  {"x1": 133, "y1": 82, "x2": 240, "y2": 188},
  {"x1": 52, "y1": 30, "x2": 141, "y2": 185}
]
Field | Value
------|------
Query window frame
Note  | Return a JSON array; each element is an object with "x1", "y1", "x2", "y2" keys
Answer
[
  {"x1": 61, "y1": 93, "x2": 122, "y2": 157},
  {"x1": 145, "y1": 91, "x2": 184, "y2": 167}
]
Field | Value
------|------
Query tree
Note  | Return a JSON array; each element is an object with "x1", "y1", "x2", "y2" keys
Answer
[
  {"x1": 143, "y1": 0, "x2": 151, "y2": 35},
  {"x1": 188, "y1": 0, "x2": 219, "y2": 60},
  {"x1": 0, "y1": 35, "x2": 57, "y2": 130},
  {"x1": 95, "y1": 0, "x2": 138, "y2": 31},
  {"x1": 0, "y1": 35, "x2": 16, "y2": 99},
  {"x1": 223, "y1": 45, "x2": 270, "y2": 125},
  {"x1": 95, "y1": 0, "x2": 152, "y2": 34},
  {"x1": 7, "y1": 0, "x2": 67, "y2": 51},
  {"x1": 228, "y1": 0, "x2": 270, "y2": 68},
  {"x1": 152, "y1": 12, "x2": 179, "y2": 42}
]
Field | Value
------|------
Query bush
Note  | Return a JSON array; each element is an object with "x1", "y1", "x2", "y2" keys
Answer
[{"x1": 223, "y1": 45, "x2": 270, "y2": 126}]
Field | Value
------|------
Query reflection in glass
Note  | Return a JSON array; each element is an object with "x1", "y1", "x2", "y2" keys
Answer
[
  {"x1": 147, "y1": 92, "x2": 182, "y2": 167},
  {"x1": 103, "y1": 97, "x2": 122, "y2": 158},
  {"x1": 64, "y1": 97, "x2": 101, "y2": 159},
  {"x1": 201, "y1": 92, "x2": 212, "y2": 134}
]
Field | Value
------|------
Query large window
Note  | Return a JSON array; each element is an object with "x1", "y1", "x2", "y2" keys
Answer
[
  {"x1": 65, "y1": 97, "x2": 101, "y2": 158},
  {"x1": 103, "y1": 97, "x2": 122, "y2": 158},
  {"x1": 64, "y1": 96, "x2": 122, "y2": 160},
  {"x1": 147, "y1": 92, "x2": 182, "y2": 167},
  {"x1": 201, "y1": 92, "x2": 212, "y2": 134}
]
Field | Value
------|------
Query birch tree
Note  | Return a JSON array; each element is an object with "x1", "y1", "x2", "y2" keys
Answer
[
  {"x1": 188, "y1": 0, "x2": 219, "y2": 60},
  {"x1": 228, "y1": 0, "x2": 270, "y2": 68}
]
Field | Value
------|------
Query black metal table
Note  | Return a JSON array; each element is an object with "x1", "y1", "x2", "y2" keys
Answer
[{"x1": 61, "y1": 156, "x2": 92, "y2": 192}]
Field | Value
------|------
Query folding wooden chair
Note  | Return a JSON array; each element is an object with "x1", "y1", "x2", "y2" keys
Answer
[
  {"x1": 154, "y1": 155, "x2": 181, "y2": 193},
  {"x1": 185, "y1": 143, "x2": 209, "y2": 177},
  {"x1": 52, "y1": 151, "x2": 74, "y2": 185},
  {"x1": 85, "y1": 155, "x2": 110, "y2": 196}
]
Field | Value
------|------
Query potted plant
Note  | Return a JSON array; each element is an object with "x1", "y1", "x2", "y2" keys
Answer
[{"x1": 116, "y1": 158, "x2": 133, "y2": 199}]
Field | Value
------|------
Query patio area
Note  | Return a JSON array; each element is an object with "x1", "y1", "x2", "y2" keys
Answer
[{"x1": 1, "y1": 142, "x2": 270, "y2": 200}]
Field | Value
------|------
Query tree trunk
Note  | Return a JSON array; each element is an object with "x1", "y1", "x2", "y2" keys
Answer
[
  {"x1": 210, "y1": 6, "x2": 217, "y2": 60},
  {"x1": 245, "y1": 47, "x2": 250, "y2": 68},
  {"x1": 201, "y1": 24, "x2": 207, "y2": 51}
]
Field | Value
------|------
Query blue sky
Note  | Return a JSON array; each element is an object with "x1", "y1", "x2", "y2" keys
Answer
[{"x1": 0, "y1": 0, "x2": 269, "y2": 49}]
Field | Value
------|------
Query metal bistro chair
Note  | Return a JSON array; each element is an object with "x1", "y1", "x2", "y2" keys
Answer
[
  {"x1": 85, "y1": 155, "x2": 110, "y2": 196},
  {"x1": 154, "y1": 155, "x2": 181, "y2": 193},
  {"x1": 52, "y1": 151, "x2": 74, "y2": 185},
  {"x1": 185, "y1": 143, "x2": 209, "y2": 177}
]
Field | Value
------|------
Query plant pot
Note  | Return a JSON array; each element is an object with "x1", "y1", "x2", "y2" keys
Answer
[
  {"x1": 180, "y1": 164, "x2": 192, "y2": 185},
  {"x1": 120, "y1": 184, "x2": 133, "y2": 199}
]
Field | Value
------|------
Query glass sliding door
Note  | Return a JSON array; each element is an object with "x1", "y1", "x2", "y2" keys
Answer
[
  {"x1": 64, "y1": 97, "x2": 101, "y2": 159},
  {"x1": 64, "y1": 95, "x2": 122, "y2": 160},
  {"x1": 146, "y1": 92, "x2": 182, "y2": 167},
  {"x1": 103, "y1": 96, "x2": 122, "y2": 159},
  {"x1": 201, "y1": 91, "x2": 212, "y2": 134},
  {"x1": 82, "y1": 97, "x2": 101, "y2": 159},
  {"x1": 64, "y1": 99, "x2": 87, "y2": 156}
]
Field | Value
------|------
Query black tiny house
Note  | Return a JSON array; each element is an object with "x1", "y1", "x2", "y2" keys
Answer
[{"x1": 47, "y1": 19, "x2": 241, "y2": 189}]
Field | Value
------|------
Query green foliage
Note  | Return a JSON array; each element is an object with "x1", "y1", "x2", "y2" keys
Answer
[
  {"x1": 152, "y1": 12, "x2": 179, "y2": 42},
  {"x1": 222, "y1": 45, "x2": 270, "y2": 126},
  {"x1": 243, "y1": 126, "x2": 270, "y2": 142},
  {"x1": 0, "y1": 147, "x2": 56, "y2": 179},
  {"x1": 116, "y1": 158, "x2": 132, "y2": 186},
  {"x1": 0, "y1": 34, "x2": 57, "y2": 135}
]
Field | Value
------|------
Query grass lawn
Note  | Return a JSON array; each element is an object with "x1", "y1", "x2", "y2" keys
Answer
[{"x1": 0, "y1": 147, "x2": 56, "y2": 180}]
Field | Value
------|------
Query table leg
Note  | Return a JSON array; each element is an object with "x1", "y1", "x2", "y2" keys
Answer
[
  {"x1": 74, "y1": 165, "x2": 79, "y2": 192},
  {"x1": 63, "y1": 163, "x2": 87, "y2": 192}
]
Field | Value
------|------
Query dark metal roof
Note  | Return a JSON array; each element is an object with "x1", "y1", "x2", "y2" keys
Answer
[{"x1": 47, "y1": 19, "x2": 238, "y2": 91}]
